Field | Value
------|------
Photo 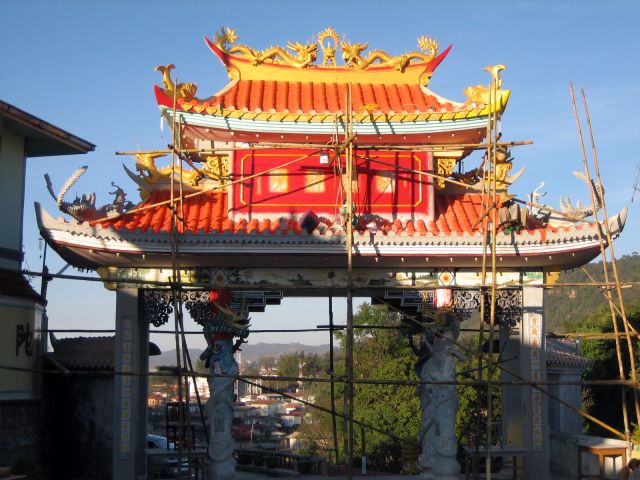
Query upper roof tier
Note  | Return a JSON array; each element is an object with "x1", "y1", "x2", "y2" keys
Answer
[{"x1": 154, "y1": 28, "x2": 510, "y2": 146}]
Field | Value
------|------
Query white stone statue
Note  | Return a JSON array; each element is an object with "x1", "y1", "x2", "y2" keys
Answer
[{"x1": 415, "y1": 314, "x2": 464, "y2": 479}]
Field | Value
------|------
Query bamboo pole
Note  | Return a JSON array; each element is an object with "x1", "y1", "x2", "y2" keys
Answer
[
  {"x1": 580, "y1": 86, "x2": 640, "y2": 425},
  {"x1": 328, "y1": 296, "x2": 340, "y2": 462},
  {"x1": 473, "y1": 85, "x2": 493, "y2": 480},
  {"x1": 580, "y1": 267, "x2": 639, "y2": 335},
  {"x1": 345, "y1": 84, "x2": 355, "y2": 480},
  {"x1": 569, "y1": 82, "x2": 632, "y2": 439},
  {"x1": 485, "y1": 69, "x2": 501, "y2": 480},
  {"x1": 114, "y1": 139, "x2": 533, "y2": 157},
  {"x1": 167, "y1": 85, "x2": 188, "y2": 477}
]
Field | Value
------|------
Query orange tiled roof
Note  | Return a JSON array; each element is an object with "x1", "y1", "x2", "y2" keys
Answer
[
  {"x1": 94, "y1": 190, "x2": 499, "y2": 237},
  {"x1": 201, "y1": 79, "x2": 456, "y2": 115}
]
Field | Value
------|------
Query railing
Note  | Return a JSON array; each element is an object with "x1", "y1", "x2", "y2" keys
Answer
[{"x1": 235, "y1": 448, "x2": 326, "y2": 475}]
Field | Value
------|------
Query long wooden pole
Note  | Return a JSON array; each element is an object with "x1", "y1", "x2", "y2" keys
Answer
[
  {"x1": 474, "y1": 84, "x2": 493, "y2": 480},
  {"x1": 345, "y1": 84, "x2": 355, "y2": 480},
  {"x1": 114, "y1": 139, "x2": 533, "y2": 157},
  {"x1": 168, "y1": 84, "x2": 188, "y2": 478},
  {"x1": 485, "y1": 69, "x2": 500, "y2": 480},
  {"x1": 328, "y1": 296, "x2": 340, "y2": 462},
  {"x1": 580, "y1": 86, "x2": 640, "y2": 425},
  {"x1": 569, "y1": 82, "x2": 632, "y2": 439}
]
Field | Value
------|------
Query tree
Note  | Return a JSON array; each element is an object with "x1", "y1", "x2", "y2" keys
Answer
[
  {"x1": 575, "y1": 304, "x2": 640, "y2": 437},
  {"x1": 278, "y1": 351, "x2": 303, "y2": 391},
  {"x1": 454, "y1": 336, "x2": 501, "y2": 447},
  {"x1": 306, "y1": 304, "x2": 421, "y2": 471}
]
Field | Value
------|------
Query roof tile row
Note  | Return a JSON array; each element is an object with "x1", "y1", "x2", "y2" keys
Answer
[
  {"x1": 93, "y1": 191, "x2": 560, "y2": 238},
  {"x1": 196, "y1": 80, "x2": 457, "y2": 115}
]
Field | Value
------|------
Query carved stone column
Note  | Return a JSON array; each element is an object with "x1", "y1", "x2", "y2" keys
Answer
[
  {"x1": 403, "y1": 289, "x2": 462, "y2": 480},
  {"x1": 198, "y1": 290, "x2": 249, "y2": 480},
  {"x1": 416, "y1": 314, "x2": 462, "y2": 479}
]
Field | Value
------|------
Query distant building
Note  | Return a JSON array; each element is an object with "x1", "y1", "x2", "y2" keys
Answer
[
  {"x1": 250, "y1": 399, "x2": 284, "y2": 417},
  {"x1": 280, "y1": 408, "x2": 305, "y2": 428}
]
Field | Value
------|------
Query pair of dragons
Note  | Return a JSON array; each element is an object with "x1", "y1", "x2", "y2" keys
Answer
[{"x1": 213, "y1": 27, "x2": 438, "y2": 71}]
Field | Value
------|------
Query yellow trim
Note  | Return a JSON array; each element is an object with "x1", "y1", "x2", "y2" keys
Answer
[
  {"x1": 225, "y1": 56, "x2": 433, "y2": 86},
  {"x1": 237, "y1": 152, "x2": 425, "y2": 208}
]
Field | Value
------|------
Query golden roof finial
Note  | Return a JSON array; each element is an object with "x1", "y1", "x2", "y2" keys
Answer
[
  {"x1": 154, "y1": 64, "x2": 198, "y2": 101},
  {"x1": 317, "y1": 27, "x2": 340, "y2": 66},
  {"x1": 484, "y1": 64, "x2": 507, "y2": 89}
]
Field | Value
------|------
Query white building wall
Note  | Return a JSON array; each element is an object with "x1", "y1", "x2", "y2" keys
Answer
[{"x1": 0, "y1": 128, "x2": 25, "y2": 270}]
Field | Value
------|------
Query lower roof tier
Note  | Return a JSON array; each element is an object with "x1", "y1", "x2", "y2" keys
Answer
[{"x1": 35, "y1": 191, "x2": 627, "y2": 271}]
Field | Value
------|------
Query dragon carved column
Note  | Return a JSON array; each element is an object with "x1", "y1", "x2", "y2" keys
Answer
[
  {"x1": 412, "y1": 289, "x2": 464, "y2": 480},
  {"x1": 199, "y1": 290, "x2": 249, "y2": 480}
]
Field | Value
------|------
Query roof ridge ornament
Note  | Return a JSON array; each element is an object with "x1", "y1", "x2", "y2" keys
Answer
[
  {"x1": 341, "y1": 35, "x2": 438, "y2": 72},
  {"x1": 211, "y1": 27, "x2": 439, "y2": 72},
  {"x1": 213, "y1": 27, "x2": 318, "y2": 69},
  {"x1": 154, "y1": 64, "x2": 198, "y2": 101},
  {"x1": 317, "y1": 27, "x2": 340, "y2": 66},
  {"x1": 463, "y1": 64, "x2": 507, "y2": 107}
]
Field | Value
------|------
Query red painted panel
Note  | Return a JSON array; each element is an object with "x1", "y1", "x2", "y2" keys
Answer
[{"x1": 230, "y1": 148, "x2": 432, "y2": 221}]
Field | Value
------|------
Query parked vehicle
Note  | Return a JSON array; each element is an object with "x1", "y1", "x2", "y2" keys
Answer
[{"x1": 147, "y1": 434, "x2": 189, "y2": 478}]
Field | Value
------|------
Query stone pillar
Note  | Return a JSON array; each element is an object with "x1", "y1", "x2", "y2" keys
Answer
[
  {"x1": 502, "y1": 287, "x2": 549, "y2": 478},
  {"x1": 206, "y1": 333, "x2": 237, "y2": 480},
  {"x1": 113, "y1": 288, "x2": 149, "y2": 480},
  {"x1": 199, "y1": 289, "x2": 249, "y2": 480}
]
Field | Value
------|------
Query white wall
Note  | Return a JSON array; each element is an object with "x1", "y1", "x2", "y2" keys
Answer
[{"x1": 0, "y1": 128, "x2": 26, "y2": 270}]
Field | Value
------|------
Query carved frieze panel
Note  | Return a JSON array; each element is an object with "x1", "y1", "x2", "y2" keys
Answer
[
  {"x1": 453, "y1": 288, "x2": 522, "y2": 327},
  {"x1": 139, "y1": 289, "x2": 284, "y2": 327},
  {"x1": 183, "y1": 290, "x2": 212, "y2": 327},
  {"x1": 140, "y1": 289, "x2": 211, "y2": 327},
  {"x1": 139, "y1": 290, "x2": 174, "y2": 327}
]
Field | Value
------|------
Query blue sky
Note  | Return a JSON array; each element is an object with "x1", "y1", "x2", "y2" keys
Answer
[{"x1": 1, "y1": 1, "x2": 639, "y2": 351}]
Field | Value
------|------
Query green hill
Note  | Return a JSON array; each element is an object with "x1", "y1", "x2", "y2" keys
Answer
[{"x1": 545, "y1": 254, "x2": 640, "y2": 332}]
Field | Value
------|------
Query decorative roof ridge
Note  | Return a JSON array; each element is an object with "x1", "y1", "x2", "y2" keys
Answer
[{"x1": 204, "y1": 28, "x2": 449, "y2": 87}]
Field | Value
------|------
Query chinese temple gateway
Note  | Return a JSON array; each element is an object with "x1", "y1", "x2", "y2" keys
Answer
[{"x1": 37, "y1": 28, "x2": 625, "y2": 480}]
